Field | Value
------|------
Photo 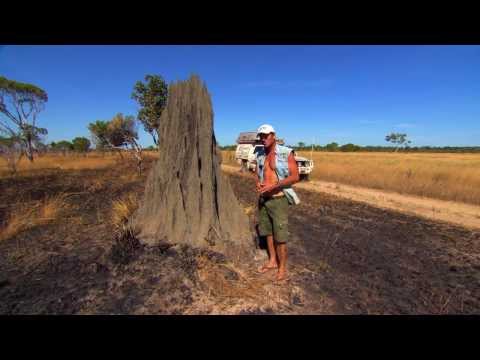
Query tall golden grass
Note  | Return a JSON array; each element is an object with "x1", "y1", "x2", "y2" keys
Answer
[
  {"x1": 0, "y1": 153, "x2": 118, "y2": 177},
  {"x1": 222, "y1": 150, "x2": 480, "y2": 205},
  {"x1": 0, "y1": 151, "x2": 160, "y2": 177},
  {"x1": 3, "y1": 151, "x2": 478, "y2": 205}
]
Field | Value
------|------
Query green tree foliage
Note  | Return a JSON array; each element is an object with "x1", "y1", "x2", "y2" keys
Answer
[
  {"x1": 88, "y1": 120, "x2": 110, "y2": 150},
  {"x1": 88, "y1": 115, "x2": 139, "y2": 150},
  {"x1": 108, "y1": 113, "x2": 143, "y2": 174},
  {"x1": 54, "y1": 140, "x2": 74, "y2": 151},
  {"x1": 0, "y1": 76, "x2": 48, "y2": 162},
  {"x1": 325, "y1": 142, "x2": 339, "y2": 151},
  {"x1": 220, "y1": 144, "x2": 237, "y2": 150},
  {"x1": 385, "y1": 132, "x2": 412, "y2": 152},
  {"x1": 72, "y1": 137, "x2": 91, "y2": 152},
  {"x1": 340, "y1": 143, "x2": 361, "y2": 152},
  {"x1": 106, "y1": 113, "x2": 139, "y2": 148},
  {"x1": 221, "y1": 141, "x2": 480, "y2": 154},
  {"x1": 49, "y1": 140, "x2": 73, "y2": 156},
  {"x1": 131, "y1": 74, "x2": 168, "y2": 146},
  {"x1": 88, "y1": 114, "x2": 143, "y2": 174}
]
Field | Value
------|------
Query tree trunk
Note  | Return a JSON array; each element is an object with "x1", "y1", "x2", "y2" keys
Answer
[
  {"x1": 130, "y1": 139, "x2": 143, "y2": 175},
  {"x1": 24, "y1": 140, "x2": 34, "y2": 162},
  {"x1": 132, "y1": 75, "x2": 254, "y2": 261}
]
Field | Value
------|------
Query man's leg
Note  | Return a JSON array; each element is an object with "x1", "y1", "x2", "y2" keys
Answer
[
  {"x1": 270, "y1": 197, "x2": 289, "y2": 281},
  {"x1": 275, "y1": 243, "x2": 287, "y2": 281},
  {"x1": 266, "y1": 234, "x2": 278, "y2": 267},
  {"x1": 257, "y1": 199, "x2": 277, "y2": 273},
  {"x1": 258, "y1": 234, "x2": 278, "y2": 272}
]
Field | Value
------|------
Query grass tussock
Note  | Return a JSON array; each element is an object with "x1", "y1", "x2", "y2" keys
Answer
[
  {"x1": 222, "y1": 150, "x2": 480, "y2": 205},
  {"x1": 111, "y1": 192, "x2": 139, "y2": 230},
  {"x1": 110, "y1": 192, "x2": 143, "y2": 265}
]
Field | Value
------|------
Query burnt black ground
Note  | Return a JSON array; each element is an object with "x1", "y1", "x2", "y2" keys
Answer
[
  {"x1": 0, "y1": 158, "x2": 278, "y2": 315},
  {"x1": 228, "y1": 172, "x2": 480, "y2": 314},
  {"x1": 1, "y1": 158, "x2": 479, "y2": 314}
]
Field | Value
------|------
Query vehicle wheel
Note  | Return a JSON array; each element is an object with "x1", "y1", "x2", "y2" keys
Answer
[{"x1": 240, "y1": 159, "x2": 248, "y2": 172}]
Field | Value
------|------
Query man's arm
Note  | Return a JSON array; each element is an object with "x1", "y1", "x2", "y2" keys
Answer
[
  {"x1": 255, "y1": 171, "x2": 261, "y2": 190},
  {"x1": 255, "y1": 163, "x2": 264, "y2": 193},
  {"x1": 277, "y1": 152, "x2": 300, "y2": 188}
]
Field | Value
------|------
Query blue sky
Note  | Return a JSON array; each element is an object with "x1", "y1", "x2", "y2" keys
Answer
[{"x1": 1, "y1": 45, "x2": 479, "y2": 147}]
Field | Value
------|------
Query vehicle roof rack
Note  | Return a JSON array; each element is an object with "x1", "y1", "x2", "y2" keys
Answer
[{"x1": 236, "y1": 131, "x2": 284, "y2": 145}]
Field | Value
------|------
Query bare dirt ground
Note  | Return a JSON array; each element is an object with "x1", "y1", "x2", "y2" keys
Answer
[{"x1": 1, "y1": 158, "x2": 479, "y2": 314}]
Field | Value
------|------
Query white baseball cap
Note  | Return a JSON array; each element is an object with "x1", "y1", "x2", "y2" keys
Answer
[{"x1": 257, "y1": 124, "x2": 275, "y2": 135}]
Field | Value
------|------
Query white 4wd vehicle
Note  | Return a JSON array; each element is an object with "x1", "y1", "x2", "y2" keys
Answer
[{"x1": 235, "y1": 132, "x2": 314, "y2": 180}]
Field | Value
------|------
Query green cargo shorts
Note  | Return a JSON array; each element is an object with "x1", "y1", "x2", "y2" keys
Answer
[{"x1": 258, "y1": 195, "x2": 289, "y2": 244}]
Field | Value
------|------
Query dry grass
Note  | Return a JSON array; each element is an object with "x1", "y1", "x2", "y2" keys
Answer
[
  {"x1": 0, "y1": 193, "x2": 72, "y2": 242},
  {"x1": 195, "y1": 253, "x2": 269, "y2": 301},
  {"x1": 221, "y1": 151, "x2": 237, "y2": 166},
  {"x1": 300, "y1": 152, "x2": 480, "y2": 205},
  {"x1": 194, "y1": 253, "x2": 300, "y2": 314},
  {"x1": 0, "y1": 152, "x2": 121, "y2": 177},
  {"x1": 243, "y1": 205, "x2": 255, "y2": 216},
  {"x1": 222, "y1": 150, "x2": 480, "y2": 205},
  {"x1": 118, "y1": 172, "x2": 140, "y2": 184},
  {"x1": 111, "y1": 192, "x2": 140, "y2": 230},
  {"x1": 0, "y1": 151, "x2": 160, "y2": 179},
  {"x1": 85, "y1": 177, "x2": 106, "y2": 193}
]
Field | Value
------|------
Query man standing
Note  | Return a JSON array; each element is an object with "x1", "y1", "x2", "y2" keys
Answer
[{"x1": 255, "y1": 124, "x2": 300, "y2": 282}]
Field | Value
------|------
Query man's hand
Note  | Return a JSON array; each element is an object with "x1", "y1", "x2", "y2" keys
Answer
[
  {"x1": 259, "y1": 183, "x2": 279, "y2": 195},
  {"x1": 256, "y1": 182, "x2": 266, "y2": 194}
]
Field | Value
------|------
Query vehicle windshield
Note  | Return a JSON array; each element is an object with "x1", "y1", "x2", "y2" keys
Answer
[{"x1": 253, "y1": 146, "x2": 263, "y2": 154}]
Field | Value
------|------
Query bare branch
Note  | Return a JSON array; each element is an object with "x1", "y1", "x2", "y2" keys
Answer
[
  {"x1": 7, "y1": 95, "x2": 23, "y2": 126},
  {"x1": 20, "y1": 99, "x2": 34, "y2": 121},
  {"x1": 0, "y1": 106, "x2": 20, "y2": 125},
  {"x1": 0, "y1": 119, "x2": 18, "y2": 136}
]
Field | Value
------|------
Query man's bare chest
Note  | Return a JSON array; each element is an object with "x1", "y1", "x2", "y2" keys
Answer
[{"x1": 263, "y1": 153, "x2": 277, "y2": 181}]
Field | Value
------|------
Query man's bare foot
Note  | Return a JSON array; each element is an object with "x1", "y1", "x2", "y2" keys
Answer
[
  {"x1": 274, "y1": 269, "x2": 289, "y2": 282},
  {"x1": 257, "y1": 262, "x2": 278, "y2": 274}
]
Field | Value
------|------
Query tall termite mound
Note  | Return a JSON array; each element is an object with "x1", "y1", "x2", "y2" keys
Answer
[{"x1": 132, "y1": 75, "x2": 254, "y2": 259}]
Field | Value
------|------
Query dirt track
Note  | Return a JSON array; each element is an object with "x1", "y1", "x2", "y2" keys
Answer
[{"x1": 222, "y1": 164, "x2": 480, "y2": 231}]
